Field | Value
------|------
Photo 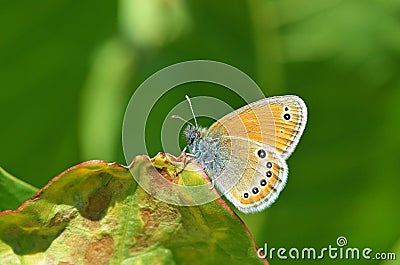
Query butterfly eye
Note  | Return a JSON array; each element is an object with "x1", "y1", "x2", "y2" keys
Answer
[
  {"x1": 243, "y1": 192, "x2": 249, "y2": 198},
  {"x1": 266, "y1": 162, "x2": 272, "y2": 168},
  {"x1": 257, "y1": 149, "x2": 266, "y2": 158}
]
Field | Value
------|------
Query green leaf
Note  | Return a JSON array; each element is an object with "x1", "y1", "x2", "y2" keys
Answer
[
  {"x1": 0, "y1": 167, "x2": 38, "y2": 212},
  {"x1": 0, "y1": 154, "x2": 267, "y2": 265}
]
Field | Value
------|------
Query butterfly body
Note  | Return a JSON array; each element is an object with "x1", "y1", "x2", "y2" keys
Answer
[
  {"x1": 183, "y1": 95, "x2": 307, "y2": 213},
  {"x1": 185, "y1": 125, "x2": 229, "y2": 178}
]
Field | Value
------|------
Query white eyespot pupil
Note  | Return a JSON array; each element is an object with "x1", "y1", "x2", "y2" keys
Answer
[{"x1": 257, "y1": 149, "x2": 266, "y2": 158}]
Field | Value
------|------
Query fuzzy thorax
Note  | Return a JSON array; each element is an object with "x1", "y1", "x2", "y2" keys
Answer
[{"x1": 184, "y1": 125, "x2": 227, "y2": 179}]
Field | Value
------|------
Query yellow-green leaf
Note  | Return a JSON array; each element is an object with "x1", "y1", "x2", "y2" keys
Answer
[{"x1": 0, "y1": 154, "x2": 267, "y2": 265}]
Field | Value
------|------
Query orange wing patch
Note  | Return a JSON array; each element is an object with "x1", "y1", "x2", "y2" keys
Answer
[{"x1": 208, "y1": 96, "x2": 307, "y2": 159}]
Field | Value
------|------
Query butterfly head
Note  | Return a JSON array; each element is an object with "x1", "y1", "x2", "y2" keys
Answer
[
  {"x1": 174, "y1": 95, "x2": 206, "y2": 147},
  {"x1": 183, "y1": 124, "x2": 203, "y2": 145}
]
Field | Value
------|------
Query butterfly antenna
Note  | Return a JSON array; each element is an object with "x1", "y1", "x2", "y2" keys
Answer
[
  {"x1": 171, "y1": 115, "x2": 195, "y2": 126},
  {"x1": 185, "y1": 95, "x2": 198, "y2": 128}
]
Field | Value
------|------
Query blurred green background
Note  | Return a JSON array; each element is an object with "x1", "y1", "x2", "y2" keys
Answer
[{"x1": 1, "y1": 0, "x2": 400, "y2": 264}]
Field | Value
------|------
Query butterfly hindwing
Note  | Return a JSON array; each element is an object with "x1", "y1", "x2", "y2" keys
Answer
[{"x1": 209, "y1": 136, "x2": 288, "y2": 213}]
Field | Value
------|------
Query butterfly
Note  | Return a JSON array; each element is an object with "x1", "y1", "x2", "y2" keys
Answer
[{"x1": 176, "y1": 95, "x2": 307, "y2": 213}]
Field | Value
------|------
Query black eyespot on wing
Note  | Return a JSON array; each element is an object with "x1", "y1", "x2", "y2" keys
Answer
[
  {"x1": 252, "y1": 187, "x2": 259, "y2": 194},
  {"x1": 266, "y1": 162, "x2": 272, "y2": 168},
  {"x1": 285, "y1": 106, "x2": 289, "y2": 111},
  {"x1": 266, "y1": 171, "x2": 272, "y2": 177},
  {"x1": 284, "y1": 113, "x2": 291, "y2": 120},
  {"x1": 260, "y1": 179, "x2": 267, "y2": 186},
  {"x1": 257, "y1": 149, "x2": 266, "y2": 158},
  {"x1": 243, "y1": 192, "x2": 249, "y2": 198}
]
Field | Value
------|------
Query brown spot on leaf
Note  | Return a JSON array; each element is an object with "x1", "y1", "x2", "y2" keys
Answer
[
  {"x1": 157, "y1": 167, "x2": 177, "y2": 183},
  {"x1": 81, "y1": 185, "x2": 112, "y2": 221},
  {"x1": 140, "y1": 209, "x2": 151, "y2": 225},
  {"x1": 48, "y1": 210, "x2": 76, "y2": 227},
  {"x1": 64, "y1": 233, "x2": 90, "y2": 261},
  {"x1": 141, "y1": 204, "x2": 180, "y2": 235},
  {"x1": 144, "y1": 166, "x2": 179, "y2": 193},
  {"x1": 84, "y1": 235, "x2": 114, "y2": 265},
  {"x1": 81, "y1": 218, "x2": 101, "y2": 231},
  {"x1": 131, "y1": 206, "x2": 180, "y2": 253}
]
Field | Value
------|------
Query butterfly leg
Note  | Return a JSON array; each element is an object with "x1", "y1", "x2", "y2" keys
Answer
[
  {"x1": 181, "y1": 146, "x2": 188, "y2": 153},
  {"x1": 177, "y1": 147, "x2": 196, "y2": 175},
  {"x1": 210, "y1": 180, "x2": 216, "y2": 190},
  {"x1": 208, "y1": 160, "x2": 216, "y2": 190},
  {"x1": 177, "y1": 154, "x2": 189, "y2": 175}
]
